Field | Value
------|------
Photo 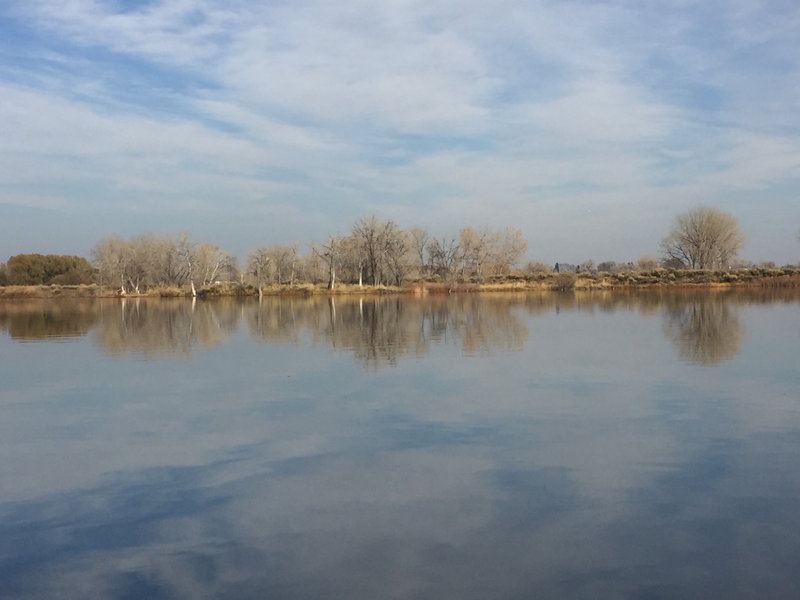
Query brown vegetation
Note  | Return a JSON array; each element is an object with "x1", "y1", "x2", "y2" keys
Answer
[
  {"x1": 2, "y1": 267, "x2": 799, "y2": 300},
  {"x1": 2, "y1": 205, "x2": 796, "y2": 299}
]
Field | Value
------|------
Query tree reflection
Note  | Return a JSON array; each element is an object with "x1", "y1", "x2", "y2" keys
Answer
[
  {"x1": 246, "y1": 295, "x2": 529, "y2": 367},
  {"x1": 0, "y1": 300, "x2": 99, "y2": 339},
  {"x1": 3, "y1": 290, "x2": 799, "y2": 364},
  {"x1": 94, "y1": 298, "x2": 241, "y2": 356},
  {"x1": 662, "y1": 295, "x2": 743, "y2": 365}
]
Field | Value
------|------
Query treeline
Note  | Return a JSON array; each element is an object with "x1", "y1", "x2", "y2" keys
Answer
[
  {"x1": 18, "y1": 218, "x2": 528, "y2": 294},
  {"x1": 90, "y1": 233, "x2": 235, "y2": 295},
  {"x1": 261, "y1": 216, "x2": 529, "y2": 290},
  {"x1": 1, "y1": 208, "x2": 797, "y2": 292},
  {"x1": 0, "y1": 219, "x2": 528, "y2": 292}
]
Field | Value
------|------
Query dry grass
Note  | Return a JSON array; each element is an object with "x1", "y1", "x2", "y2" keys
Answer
[
  {"x1": 3, "y1": 268, "x2": 799, "y2": 300},
  {"x1": 0, "y1": 284, "x2": 99, "y2": 299}
]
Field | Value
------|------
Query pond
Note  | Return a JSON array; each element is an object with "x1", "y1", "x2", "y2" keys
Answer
[{"x1": 1, "y1": 290, "x2": 799, "y2": 598}]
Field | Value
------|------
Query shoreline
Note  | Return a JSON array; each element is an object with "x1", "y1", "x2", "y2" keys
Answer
[{"x1": 1, "y1": 267, "x2": 798, "y2": 300}]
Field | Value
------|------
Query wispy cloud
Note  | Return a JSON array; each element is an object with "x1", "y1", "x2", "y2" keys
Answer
[{"x1": 1, "y1": 0, "x2": 799, "y2": 261}]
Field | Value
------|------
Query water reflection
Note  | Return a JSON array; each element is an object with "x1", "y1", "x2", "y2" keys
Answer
[
  {"x1": 0, "y1": 300, "x2": 99, "y2": 340},
  {"x1": 2, "y1": 290, "x2": 800, "y2": 598},
  {"x1": 1, "y1": 290, "x2": 798, "y2": 365},
  {"x1": 247, "y1": 295, "x2": 528, "y2": 366},
  {"x1": 663, "y1": 296, "x2": 743, "y2": 365},
  {"x1": 95, "y1": 297, "x2": 241, "y2": 356}
]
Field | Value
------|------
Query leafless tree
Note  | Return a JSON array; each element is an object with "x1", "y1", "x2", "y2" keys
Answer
[
  {"x1": 247, "y1": 247, "x2": 272, "y2": 297},
  {"x1": 661, "y1": 206, "x2": 744, "y2": 269},
  {"x1": 459, "y1": 226, "x2": 497, "y2": 281},
  {"x1": 492, "y1": 227, "x2": 528, "y2": 276},
  {"x1": 408, "y1": 226, "x2": 430, "y2": 278},
  {"x1": 91, "y1": 236, "x2": 131, "y2": 294},
  {"x1": 194, "y1": 243, "x2": 234, "y2": 286},
  {"x1": 340, "y1": 235, "x2": 365, "y2": 287},
  {"x1": 428, "y1": 237, "x2": 460, "y2": 280},
  {"x1": 351, "y1": 216, "x2": 407, "y2": 286},
  {"x1": 299, "y1": 251, "x2": 325, "y2": 285},
  {"x1": 384, "y1": 227, "x2": 411, "y2": 286},
  {"x1": 92, "y1": 233, "x2": 234, "y2": 294},
  {"x1": 313, "y1": 236, "x2": 343, "y2": 290}
]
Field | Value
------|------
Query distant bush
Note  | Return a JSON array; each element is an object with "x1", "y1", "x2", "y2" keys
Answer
[
  {"x1": 636, "y1": 256, "x2": 660, "y2": 271},
  {"x1": 5, "y1": 254, "x2": 94, "y2": 285},
  {"x1": 524, "y1": 261, "x2": 552, "y2": 275},
  {"x1": 554, "y1": 272, "x2": 577, "y2": 291}
]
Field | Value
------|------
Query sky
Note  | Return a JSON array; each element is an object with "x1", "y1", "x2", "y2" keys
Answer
[{"x1": 1, "y1": 0, "x2": 799, "y2": 265}]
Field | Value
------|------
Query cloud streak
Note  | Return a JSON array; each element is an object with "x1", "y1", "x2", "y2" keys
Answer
[{"x1": 1, "y1": 0, "x2": 799, "y2": 261}]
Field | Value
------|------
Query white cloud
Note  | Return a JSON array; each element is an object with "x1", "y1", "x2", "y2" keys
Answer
[{"x1": 1, "y1": 0, "x2": 800, "y2": 260}]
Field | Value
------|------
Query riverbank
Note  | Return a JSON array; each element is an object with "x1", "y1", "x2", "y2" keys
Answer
[{"x1": 1, "y1": 267, "x2": 798, "y2": 300}]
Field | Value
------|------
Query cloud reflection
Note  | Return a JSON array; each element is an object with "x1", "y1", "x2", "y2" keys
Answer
[{"x1": 1, "y1": 290, "x2": 800, "y2": 597}]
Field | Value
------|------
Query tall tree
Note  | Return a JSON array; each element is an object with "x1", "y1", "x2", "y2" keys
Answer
[
  {"x1": 428, "y1": 237, "x2": 460, "y2": 280},
  {"x1": 384, "y1": 226, "x2": 411, "y2": 286},
  {"x1": 493, "y1": 227, "x2": 528, "y2": 276},
  {"x1": 92, "y1": 237, "x2": 131, "y2": 293},
  {"x1": 313, "y1": 236, "x2": 343, "y2": 290},
  {"x1": 660, "y1": 206, "x2": 744, "y2": 269},
  {"x1": 458, "y1": 226, "x2": 497, "y2": 281},
  {"x1": 193, "y1": 243, "x2": 234, "y2": 287},
  {"x1": 352, "y1": 216, "x2": 405, "y2": 286},
  {"x1": 408, "y1": 226, "x2": 430, "y2": 278},
  {"x1": 247, "y1": 247, "x2": 272, "y2": 297}
]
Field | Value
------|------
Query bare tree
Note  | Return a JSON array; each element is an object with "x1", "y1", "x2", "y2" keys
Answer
[
  {"x1": 492, "y1": 227, "x2": 528, "y2": 276},
  {"x1": 120, "y1": 236, "x2": 147, "y2": 294},
  {"x1": 248, "y1": 247, "x2": 272, "y2": 297},
  {"x1": 143, "y1": 233, "x2": 193, "y2": 288},
  {"x1": 459, "y1": 226, "x2": 498, "y2": 281},
  {"x1": 176, "y1": 234, "x2": 197, "y2": 296},
  {"x1": 384, "y1": 226, "x2": 411, "y2": 286},
  {"x1": 313, "y1": 236, "x2": 343, "y2": 290},
  {"x1": 91, "y1": 236, "x2": 131, "y2": 294},
  {"x1": 300, "y1": 251, "x2": 325, "y2": 285},
  {"x1": 661, "y1": 206, "x2": 744, "y2": 269},
  {"x1": 194, "y1": 243, "x2": 234, "y2": 287},
  {"x1": 352, "y1": 216, "x2": 405, "y2": 286},
  {"x1": 340, "y1": 235, "x2": 365, "y2": 287},
  {"x1": 428, "y1": 237, "x2": 460, "y2": 280},
  {"x1": 408, "y1": 226, "x2": 430, "y2": 278}
]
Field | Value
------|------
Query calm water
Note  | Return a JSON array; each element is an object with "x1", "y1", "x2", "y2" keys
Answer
[{"x1": 1, "y1": 291, "x2": 799, "y2": 599}]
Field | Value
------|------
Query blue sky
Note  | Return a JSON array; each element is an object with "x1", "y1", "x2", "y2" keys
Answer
[{"x1": 1, "y1": 0, "x2": 799, "y2": 264}]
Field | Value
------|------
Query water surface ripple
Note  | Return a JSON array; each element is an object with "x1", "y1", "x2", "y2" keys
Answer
[{"x1": 1, "y1": 291, "x2": 799, "y2": 599}]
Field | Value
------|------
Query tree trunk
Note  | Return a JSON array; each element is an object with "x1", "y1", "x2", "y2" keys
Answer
[{"x1": 328, "y1": 264, "x2": 336, "y2": 290}]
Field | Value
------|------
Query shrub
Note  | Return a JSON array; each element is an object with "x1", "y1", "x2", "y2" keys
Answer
[
  {"x1": 554, "y1": 272, "x2": 577, "y2": 291},
  {"x1": 6, "y1": 254, "x2": 94, "y2": 285}
]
